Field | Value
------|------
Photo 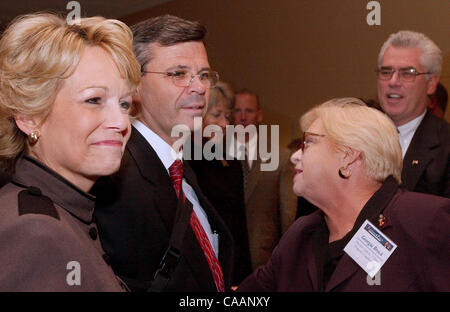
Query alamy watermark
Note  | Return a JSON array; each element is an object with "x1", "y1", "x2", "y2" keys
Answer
[
  {"x1": 66, "y1": 1, "x2": 81, "y2": 25},
  {"x1": 66, "y1": 260, "x2": 81, "y2": 286},
  {"x1": 366, "y1": 1, "x2": 381, "y2": 26},
  {"x1": 366, "y1": 261, "x2": 381, "y2": 286},
  {"x1": 171, "y1": 117, "x2": 280, "y2": 172}
]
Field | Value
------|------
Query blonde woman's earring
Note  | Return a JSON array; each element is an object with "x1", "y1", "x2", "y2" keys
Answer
[{"x1": 28, "y1": 130, "x2": 40, "y2": 145}]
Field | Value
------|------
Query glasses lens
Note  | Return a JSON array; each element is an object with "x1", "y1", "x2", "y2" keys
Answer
[
  {"x1": 171, "y1": 70, "x2": 219, "y2": 88},
  {"x1": 301, "y1": 134, "x2": 306, "y2": 151},
  {"x1": 169, "y1": 70, "x2": 190, "y2": 87},
  {"x1": 377, "y1": 69, "x2": 394, "y2": 80},
  {"x1": 199, "y1": 70, "x2": 219, "y2": 87},
  {"x1": 209, "y1": 71, "x2": 219, "y2": 87},
  {"x1": 399, "y1": 68, "x2": 417, "y2": 82}
]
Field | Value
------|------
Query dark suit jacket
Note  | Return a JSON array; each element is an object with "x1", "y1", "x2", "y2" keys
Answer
[
  {"x1": 402, "y1": 111, "x2": 450, "y2": 197},
  {"x1": 238, "y1": 178, "x2": 450, "y2": 291},
  {"x1": 93, "y1": 128, "x2": 234, "y2": 292},
  {"x1": 189, "y1": 153, "x2": 252, "y2": 285}
]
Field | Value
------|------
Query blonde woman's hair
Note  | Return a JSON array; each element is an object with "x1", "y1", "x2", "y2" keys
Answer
[
  {"x1": 300, "y1": 97, "x2": 402, "y2": 183},
  {"x1": 0, "y1": 12, "x2": 141, "y2": 170},
  {"x1": 207, "y1": 81, "x2": 235, "y2": 112}
]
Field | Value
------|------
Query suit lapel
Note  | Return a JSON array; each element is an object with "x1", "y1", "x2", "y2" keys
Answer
[
  {"x1": 126, "y1": 127, "x2": 178, "y2": 233},
  {"x1": 325, "y1": 189, "x2": 396, "y2": 292},
  {"x1": 324, "y1": 254, "x2": 360, "y2": 291},
  {"x1": 245, "y1": 157, "x2": 262, "y2": 204},
  {"x1": 402, "y1": 112, "x2": 440, "y2": 191},
  {"x1": 183, "y1": 161, "x2": 234, "y2": 289}
]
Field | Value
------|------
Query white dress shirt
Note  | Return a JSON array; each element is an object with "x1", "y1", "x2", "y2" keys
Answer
[
  {"x1": 132, "y1": 119, "x2": 219, "y2": 256},
  {"x1": 227, "y1": 132, "x2": 258, "y2": 169},
  {"x1": 397, "y1": 111, "x2": 426, "y2": 159}
]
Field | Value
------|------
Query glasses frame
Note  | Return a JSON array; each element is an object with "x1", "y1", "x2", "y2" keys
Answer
[
  {"x1": 142, "y1": 69, "x2": 219, "y2": 88},
  {"x1": 376, "y1": 67, "x2": 431, "y2": 82},
  {"x1": 301, "y1": 132, "x2": 326, "y2": 152}
]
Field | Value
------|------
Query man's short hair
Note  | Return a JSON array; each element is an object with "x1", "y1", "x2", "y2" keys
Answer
[
  {"x1": 234, "y1": 89, "x2": 260, "y2": 110},
  {"x1": 131, "y1": 15, "x2": 206, "y2": 71},
  {"x1": 378, "y1": 30, "x2": 442, "y2": 78}
]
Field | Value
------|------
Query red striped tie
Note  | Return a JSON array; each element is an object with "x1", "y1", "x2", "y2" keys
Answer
[{"x1": 169, "y1": 160, "x2": 225, "y2": 292}]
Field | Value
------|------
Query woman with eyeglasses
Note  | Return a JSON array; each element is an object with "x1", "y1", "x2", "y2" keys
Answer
[
  {"x1": 0, "y1": 13, "x2": 140, "y2": 291},
  {"x1": 238, "y1": 98, "x2": 449, "y2": 291}
]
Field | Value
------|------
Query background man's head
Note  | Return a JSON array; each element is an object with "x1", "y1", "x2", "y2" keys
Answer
[
  {"x1": 377, "y1": 30, "x2": 441, "y2": 126},
  {"x1": 232, "y1": 89, "x2": 262, "y2": 127},
  {"x1": 131, "y1": 15, "x2": 215, "y2": 144}
]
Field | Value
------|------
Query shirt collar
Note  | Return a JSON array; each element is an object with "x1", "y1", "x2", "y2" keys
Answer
[
  {"x1": 133, "y1": 119, "x2": 183, "y2": 170},
  {"x1": 230, "y1": 131, "x2": 258, "y2": 159},
  {"x1": 397, "y1": 111, "x2": 426, "y2": 138}
]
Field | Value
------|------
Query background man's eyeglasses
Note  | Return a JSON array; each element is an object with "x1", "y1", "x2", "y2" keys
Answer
[
  {"x1": 376, "y1": 67, "x2": 431, "y2": 82},
  {"x1": 142, "y1": 69, "x2": 219, "y2": 88}
]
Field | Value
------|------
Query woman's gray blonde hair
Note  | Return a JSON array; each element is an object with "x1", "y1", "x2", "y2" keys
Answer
[
  {"x1": 207, "y1": 81, "x2": 235, "y2": 112},
  {"x1": 300, "y1": 97, "x2": 402, "y2": 183}
]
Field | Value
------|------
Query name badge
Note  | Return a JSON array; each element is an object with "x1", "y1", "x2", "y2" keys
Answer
[{"x1": 344, "y1": 219, "x2": 397, "y2": 278}]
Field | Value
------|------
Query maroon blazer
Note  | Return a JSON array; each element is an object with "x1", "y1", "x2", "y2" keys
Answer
[{"x1": 238, "y1": 178, "x2": 450, "y2": 292}]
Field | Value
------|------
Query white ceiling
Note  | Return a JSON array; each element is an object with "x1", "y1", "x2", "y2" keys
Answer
[{"x1": 0, "y1": 0, "x2": 172, "y2": 28}]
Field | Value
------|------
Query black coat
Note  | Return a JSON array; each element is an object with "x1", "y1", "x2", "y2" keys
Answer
[
  {"x1": 93, "y1": 127, "x2": 234, "y2": 292},
  {"x1": 402, "y1": 111, "x2": 450, "y2": 197},
  {"x1": 189, "y1": 151, "x2": 252, "y2": 285}
]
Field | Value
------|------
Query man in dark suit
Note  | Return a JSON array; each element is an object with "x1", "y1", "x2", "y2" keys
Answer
[
  {"x1": 376, "y1": 30, "x2": 449, "y2": 197},
  {"x1": 231, "y1": 90, "x2": 296, "y2": 269},
  {"x1": 93, "y1": 15, "x2": 233, "y2": 292}
]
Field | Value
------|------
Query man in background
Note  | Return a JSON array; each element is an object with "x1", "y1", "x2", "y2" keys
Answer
[
  {"x1": 376, "y1": 30, "x2": 449, "y2": 197},
  {"x1": 232, "y1": 89, "x2": 296, "y2": 269}
]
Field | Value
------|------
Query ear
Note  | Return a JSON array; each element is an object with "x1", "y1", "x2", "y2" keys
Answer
[
  {"x1": 256, "y1": 109, "x2": 263, "y2": 123},
  {"x1": 130, "y1": 90, "x2": 142, "y2": 117},
  {"x1": 426, "y1": 74, "x2": 439, "y2": 95},
  {"x1": 14, "y1": 114, "x2": 42, "y2": 136},
  {"x1": 341, "y1": 147, "x2": 361, "y2": 168},
  {"x1": 133, "y1": 87, "x2": 142, "y2": 105}
]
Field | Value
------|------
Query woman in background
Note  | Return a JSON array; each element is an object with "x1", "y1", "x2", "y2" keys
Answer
[
  {"x1": 239, "y1": 98, "x2": 449, "y2": 291},
  {"x1": 0, "y1": 13, "x2": 140, "y2": 291}
]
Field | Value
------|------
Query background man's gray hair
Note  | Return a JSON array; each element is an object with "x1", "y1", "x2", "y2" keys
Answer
[
  {"x1": 131, "y1": 15, "x2": 206, "y2": 72},
  {"x1": 377, "y1": 30, "x2": 442, "y2": 78}
]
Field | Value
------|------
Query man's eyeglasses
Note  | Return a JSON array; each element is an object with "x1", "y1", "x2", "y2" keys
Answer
[
  {"x1": 301, "y1": 132, "x2": 326, "y2": 152},
  {"x1": 376, "y1": 67, "x2": 431, "y2": 82},
  {"x1": 142, "y1": 69, "x2": 219, "y2": 88}
]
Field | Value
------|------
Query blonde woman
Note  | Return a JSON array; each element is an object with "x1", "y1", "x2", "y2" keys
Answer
[
  {"x1": 239, "y1": 98, "x2": 450, "y2": 291},
  {"x1": 0, "y1": 13, "x2": 140, "y2": 291}
]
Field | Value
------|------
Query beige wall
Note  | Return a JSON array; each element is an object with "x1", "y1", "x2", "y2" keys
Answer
[{"x1": 122, "y1": 0, "x2": 450, "y2": 148}]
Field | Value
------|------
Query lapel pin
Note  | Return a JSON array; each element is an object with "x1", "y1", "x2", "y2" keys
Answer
[
  {"x1": 378, "y1": 214, "x2": 386, "y2": 228},
  {"x1": 411, "y1": 160, "x2": 419, "y2": 166}
]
